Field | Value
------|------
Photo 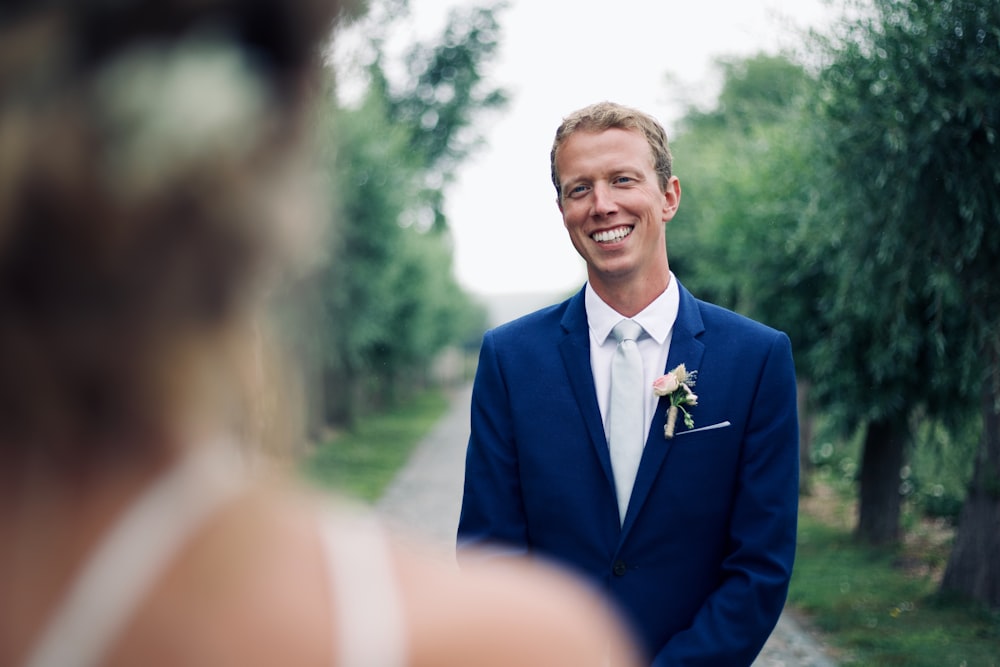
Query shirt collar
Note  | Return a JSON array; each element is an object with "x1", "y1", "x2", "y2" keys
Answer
[{"x1": 586, "y1": 273, "x2": 680, "y2": 345}]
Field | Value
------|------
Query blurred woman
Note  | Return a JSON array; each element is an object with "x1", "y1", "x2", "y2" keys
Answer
[{"x1": 0, "y1": 2, "x2": 641, "y2": 666}]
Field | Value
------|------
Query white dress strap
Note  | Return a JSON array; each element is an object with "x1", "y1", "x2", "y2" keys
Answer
[
  {"x1": 318, "y1": 508, "x2": 408, "y2": 667},
  {"x1": 22, "y1": 443, "x2": 245, "y2": 667}
]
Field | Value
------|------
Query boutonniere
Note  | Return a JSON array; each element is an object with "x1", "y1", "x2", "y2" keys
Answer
[{"x1": 652, "y1": 364, "x2": 698, "y2": 438}]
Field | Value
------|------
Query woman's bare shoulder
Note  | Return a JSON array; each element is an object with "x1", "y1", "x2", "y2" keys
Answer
[
  {"x1": 107, "y1": 486, "x2": 332, "y2": 666},
  {"x1": 393, "y1": 542, "x2": 643, "y2": 667},
  {"x1": 108, "y1": 489, "x2": 642, "y2": 667}
]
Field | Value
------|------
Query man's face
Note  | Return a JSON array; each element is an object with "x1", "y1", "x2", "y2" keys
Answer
[{"x1": 556, "y1": 127, "x2": 680, "y2": 292}]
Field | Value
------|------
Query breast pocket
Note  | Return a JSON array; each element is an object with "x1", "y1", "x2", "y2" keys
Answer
[
  {"x1": 659, "y1": 423, "x2": 740, "y2": 516},
  {"x1": 672, "y1": 420, "x2": 732, "y2": 437}
]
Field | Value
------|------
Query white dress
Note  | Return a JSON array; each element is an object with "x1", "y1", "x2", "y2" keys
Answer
[{"x1": 20, "y1": 444, "x2": 408, "y2": 667}]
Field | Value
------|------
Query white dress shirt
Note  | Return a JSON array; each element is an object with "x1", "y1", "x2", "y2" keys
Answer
[{"x1": 586, "y1": 274, "x2": 680, "y2": 444}]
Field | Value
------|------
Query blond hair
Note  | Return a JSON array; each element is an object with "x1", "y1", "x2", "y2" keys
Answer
[
  {"x1": 0, "y1": 0, "x2": 337, "y2": 463},
  {"x1": 550, "y1": 101, "x2": 673, "y2": 199}
]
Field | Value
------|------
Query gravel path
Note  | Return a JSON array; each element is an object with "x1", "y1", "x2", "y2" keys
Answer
[{"x1": 377, "y1": 383, "x2": 839, "y2": 666}]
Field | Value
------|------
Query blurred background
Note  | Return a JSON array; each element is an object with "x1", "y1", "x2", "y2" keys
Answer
[{"x1": 303, "y1": 0, "x2": 999, "y2": 662}]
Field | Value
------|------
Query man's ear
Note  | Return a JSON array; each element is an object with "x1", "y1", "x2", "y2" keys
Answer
[
  {"x1": 556, "y1": 195, "x2": 564, "y2": 215},
  {"x1": 662, "y1": 176, "x2": 681, "y2": 222}
]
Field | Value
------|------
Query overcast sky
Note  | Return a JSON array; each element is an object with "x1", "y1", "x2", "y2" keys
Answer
[{"x1": 339, "y1": 0, "x2": 840, "y2": 296}]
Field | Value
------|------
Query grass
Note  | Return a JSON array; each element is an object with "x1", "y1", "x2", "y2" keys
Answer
[
  {"x1": 301, "y1": 388, "x2": 450, "y2": 502},
  {"x1": 790, "y1": 472, "x2": 1000, "y2": 666}
]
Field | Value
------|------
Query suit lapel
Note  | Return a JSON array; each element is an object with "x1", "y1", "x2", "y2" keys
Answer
[
  {"x1": 558, "y1": 289, "x2": 616, "y2": 491},
  {"x1": 621, "y1": 281, "x2": 706, "y2": 538}
]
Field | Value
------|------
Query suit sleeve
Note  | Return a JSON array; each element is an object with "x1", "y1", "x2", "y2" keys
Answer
[
  {"x1": 653, "y1": 332, "x2": 800, "y2": 667},
  {"x1": 456, "y1": 329, "x2": 531, "y2": 559}
]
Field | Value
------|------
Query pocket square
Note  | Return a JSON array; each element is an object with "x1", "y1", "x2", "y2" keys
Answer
[{"x1": 674, "y1": 420, "x2": 732, "y2": 436}]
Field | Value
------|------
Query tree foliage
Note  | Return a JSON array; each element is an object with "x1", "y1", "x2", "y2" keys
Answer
[
  {"x1": 367, "y1": 2, "x2": 507, "y2": 231},
  {"x1": 664, "y1": 0, "x2": 998, "y2": 607},
  {"x1": 671, "y1": 54, "x2": 825, "y2": 374},
  {"x1": 309, "y1": 1, "x2": 501, "y2": 428},
  {"x1": 670, "y1": 0, "x2": 999, "y2": 559},
  {"x1": 813, "y1": 0, "x2": 999, "y2": 602},
  {"x1": 811, "y1": 0, "x2": 993, "y2": 410},
  {"x1": 670, "y1": 52, "x2": 832, "y2": 493}
]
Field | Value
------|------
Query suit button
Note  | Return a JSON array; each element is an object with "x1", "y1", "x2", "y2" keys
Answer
[{"x1": 613, "y1": 560, "x2": 627, "y2": 577}]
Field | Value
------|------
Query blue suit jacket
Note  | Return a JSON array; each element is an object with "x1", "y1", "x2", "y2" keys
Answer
[{"x1": 458, "y1": 281, "x2": 799, "y2": 666}]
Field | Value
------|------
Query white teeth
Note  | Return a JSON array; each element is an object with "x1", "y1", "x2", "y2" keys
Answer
[{"x1": 592, "y1": 226, "x2": 632, "y2": 243}]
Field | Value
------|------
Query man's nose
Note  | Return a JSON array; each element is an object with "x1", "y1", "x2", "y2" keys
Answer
[{"x1": 591, "y1": 183, "x2": 618, "y2": 216}]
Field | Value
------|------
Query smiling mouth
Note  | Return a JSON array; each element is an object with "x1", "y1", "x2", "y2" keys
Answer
[{"x1": 592, "y1": 226, "x2": 633, "y2": 243}]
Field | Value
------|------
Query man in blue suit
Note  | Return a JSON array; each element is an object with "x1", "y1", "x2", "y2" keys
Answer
[{"x1": 458, "y1": 102, "x2": 799, "y2": 666}]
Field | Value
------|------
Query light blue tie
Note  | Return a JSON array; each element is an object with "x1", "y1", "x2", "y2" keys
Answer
[{"x1": 609, "y1": 319, "x2": 645, "y2": 525}]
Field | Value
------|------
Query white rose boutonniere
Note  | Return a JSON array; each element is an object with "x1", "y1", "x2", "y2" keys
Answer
[{"x1": 652, "y1": 364, "x2": 698, "y2": 439}]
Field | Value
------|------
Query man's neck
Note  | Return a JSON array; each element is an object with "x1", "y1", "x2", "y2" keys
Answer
[{"x1": 589, "y1": 270, "x2": 671, "y2": 318}]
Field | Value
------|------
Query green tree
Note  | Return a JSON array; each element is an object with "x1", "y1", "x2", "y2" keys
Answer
[
  {"x1": 314, "y1": 0, "x2": 504, "y2": 428},
  {"x1": 317, "y1": 89, "x2": 414, "y2": 425},
  {"x1": 670, "y1": 54, "x2": 827, "y2": 490},
  {"x1": 814, "y1": 0, "x2": 999, "y2": 603},
  {"x1": 368, "y1": 1, "x2": 507, "y2": 230}
]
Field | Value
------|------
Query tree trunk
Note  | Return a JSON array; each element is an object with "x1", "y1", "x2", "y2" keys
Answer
[
  {"x1": 855, "y1": 417, "x2": 906, "y2": 545},
  {"x1": 940, "y1": 351, "x2": 1000, "y2": 608},
  {"x1": 323, "y1": 366, "x2": 358, "y2": 430},
  {"x1": 798, "y1": 379, "x2": 816, "y2": 495}
]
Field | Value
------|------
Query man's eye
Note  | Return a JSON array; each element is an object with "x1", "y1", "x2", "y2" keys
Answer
[
  {"x1": 614, "y1": 176, "x2": 633, "y2": 184},
  {"x1": 569, "y1": 184, "x2": 589, "y2": 196}
]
